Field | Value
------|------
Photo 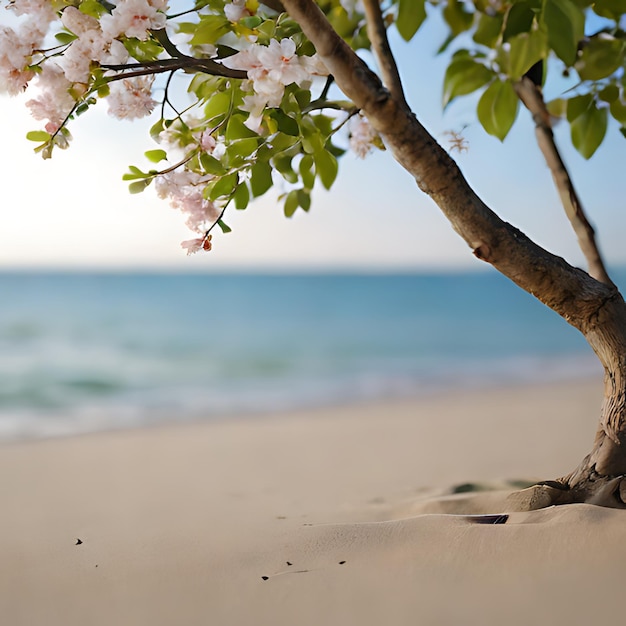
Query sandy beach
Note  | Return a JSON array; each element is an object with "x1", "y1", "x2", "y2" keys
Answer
[{"x1": 3, "y1": 377, "x2": 626, "y2": 625}]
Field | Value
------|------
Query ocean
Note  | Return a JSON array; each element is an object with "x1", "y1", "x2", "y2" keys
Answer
[{"x1": 0, "y1": 270, "x2": 609, "y2": 440}]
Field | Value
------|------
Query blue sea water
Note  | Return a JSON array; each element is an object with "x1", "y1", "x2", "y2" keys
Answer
[{"x1": 0, "y1": 270, "x2": 611, "y2": 440}]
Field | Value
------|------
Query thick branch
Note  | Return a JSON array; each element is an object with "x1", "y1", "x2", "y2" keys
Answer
[
  {"x1": 281, "y1": 0, "x2": 617, "y2": 331},
  {"x1": 362, "y1": 0, "x2": 408, "y2": 108},
  {"x1": 514, "y1": 76, "x2": 613, "y2": 287}
]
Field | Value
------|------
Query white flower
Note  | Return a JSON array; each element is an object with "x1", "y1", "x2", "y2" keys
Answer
[
  {"x1": 223, "y1": 38, "x2": 315, "y2": 123},
  {"x1": 256, "y1": 38, "x2": 310, "y2": 87},
  {"x1": 107, "y1": 76, "x2": 157, "y2": 119},
  {"x1": 349, "y1": 113, "x2": 380, "y2": 158},
  {"x1": 100, "y1": 0, "x2": 168, "y2": 41}
]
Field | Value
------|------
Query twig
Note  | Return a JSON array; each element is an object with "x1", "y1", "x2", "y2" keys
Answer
[
  {"x1": 514, "y1": 76, "x2": 613, "y2": 286},
  {"x1": 361, "y1": 0, "x2": 408, "y2": 109}
]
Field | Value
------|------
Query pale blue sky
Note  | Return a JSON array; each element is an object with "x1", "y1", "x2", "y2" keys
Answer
[{"x1": 1, "y1": 13, "x2": 624, "y2": 271}]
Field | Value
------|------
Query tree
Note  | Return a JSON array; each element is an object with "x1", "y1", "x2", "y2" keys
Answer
[{"x1": 3, "y1": 0, "x2": 626, "y2": 508}]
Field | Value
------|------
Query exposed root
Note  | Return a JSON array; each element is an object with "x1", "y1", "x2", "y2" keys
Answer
[{"x1": 506, "y1": 473, "x2": 626, "y2": 511}]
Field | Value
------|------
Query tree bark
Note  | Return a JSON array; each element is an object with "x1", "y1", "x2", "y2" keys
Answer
[{"x1": 281, "y1": 0, "x2": 626, "y2": 507}]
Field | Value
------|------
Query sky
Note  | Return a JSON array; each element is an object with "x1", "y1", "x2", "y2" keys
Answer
[{"x1": 1, "y1": 11, "x2": 625, "y2": 272}]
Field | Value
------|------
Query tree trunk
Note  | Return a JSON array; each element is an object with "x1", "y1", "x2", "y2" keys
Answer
[{"x1": 280, "y1": 0, "x2": 626, "y2": 508}]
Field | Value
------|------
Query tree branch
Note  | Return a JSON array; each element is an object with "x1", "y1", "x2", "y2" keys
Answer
[
  {"x1": 261, "y1": 0, "x2": 285, "y2": 12},
  {"x1": 280, "y1": 0, "x2": 618, "y2": 332},
  {"x1": 514, "y1": 76, "x2": 614, "y2": 287},
  {"x1": 101, "y1": 57, "x2": 247, "y2": 80},
  {"x1": 361, "y1": 0, "x2": 408, "y2": 108}
]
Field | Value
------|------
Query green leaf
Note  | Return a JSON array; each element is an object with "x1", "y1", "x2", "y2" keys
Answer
[
  {"x1": 204, "y1": 91, "x2": 232, "y2": 123},
  {"x1": 396, "y1": 0, "x2": 426, "y2": 42},
  {"x1": 26, "y1": 130, "x2": 51, "y2": 142},
  {"x1": 473, "y1": 13, "x2": 504, "y2": 48},
  {"x1": 123, "y1": 37, "x2": 163, "y2": 62},
  {"x1": 507, "y1": 30, "x2": 547, "y2": 79},
  {"x1": 570, "y1": 101, "x2": 608, "y2": 158},
  {"x1": 55, "y1": 32, "x2": 77, "y2": 44},
  {"x1": 200, "y1": 153, "x2": 227, "y2": 175},
  {"x1": 209, "y1": 172, "x2": 238, "y2": 201},
  {"x1": 128, "y1": 179, "x2": 151, "y2": 194},
  {"x1": 240, "y1": 15, "x2": 263, "y2": 28},
  {"x1": 274, "y1": 154, "x2": 298, "y2": 183},
  {"x1": 217, "y1": 219, "x2": 233, "y2": 233},
  {"x1": 599, "y1": 84, "x2": 620, "y2": 103},
  {"x1": 297, "y1": 188, "x2": 311, "y2": 212},
  {"x1": 144, "y1": 149, "x2": 167, "y2": 163},
  {"x1": 191, "y1": 15, "x2": 231, "y2": 45},
  {"x1": 225, "y1": 114, "x2": 258, "y2": 140},
  {"x1": 299, "y1": 154, "x2": 316, "y2": 190},
  {"x1": 609, "y1": 99, "x2": 626, "y2": 123},
  {"x1": 593, "y1": 0, "x2": 626, "y2": 19},
  {"x1": 541, "y1": 0, "x2": 585, "y2": 66},
  {"x1": 122, "y1": 165, "x2": 149, "y2": 181},
  {"x1": 79, "y1": 0, "x2": 107, "y2": 18},
  {"x1": 284, "y1": 190, "x2": 299, "y2": 217},
  {"x1": 250, "y1": 161, "x2": 273, "y2": 197},
  {"x1": 233, "y1": 183, "x2": 250, "y2": 210},
  {"x1": 546, "y1": 98, "x2": 566, "y2": 118},
  {"x1": 476, "y1": 79, "x2": 519, "y2": 140},
  {"x1": 503, "y1": 2, "x2": 536, "y2": 42},
  {"x1": 272, "y1": 110, "x2": 300, "y2": 136},
  {"x1": 566, "y1": 94, "x2": 593, "y2": 122},
  {"x1": 228, "y1": 137, "x2": 259, "y2": 160},
  {"x1": 575, "y1": 36, "x2": 624, "y2": 81},
  {"x1": 443, "y1": 0, "x2": 474, "y2": 35},
  {"x1": 443, "y1": 58, "x2": 494, "y2": 107},
  {"x1": 300, "y1": 119, "x2": 325, "y2": 154},
  {"x1": 314, "y1": 149, "x2": 338, "y2": 190},
  {"x1": 150, "y1": 119, "x2": 165, "y2": 140}
]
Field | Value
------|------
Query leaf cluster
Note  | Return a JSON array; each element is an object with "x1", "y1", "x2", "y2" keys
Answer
[{"x1": 394, "y1": 0, "x2": 626, "y2": 158}]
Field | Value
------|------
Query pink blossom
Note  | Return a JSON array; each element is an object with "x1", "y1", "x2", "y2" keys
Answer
[
  {"x1": 26, "y1": 63, "x2": 75, "y2": 129},
  {"x1": 0, "y1": 22, "x2": 45, "y2": 94},
  {"x1": 59, "y1": 24, "x2": 128, "y2": 84},
  {"x1": 155, "y1": 170, "x2": 220, "y2": 233},
  {"x1": 61, "y1": 6, "x2": 100, "y2": 36},
  {"x1": 9, "y1": 0, "x2": 57, "y2": 31},
  {"x1": 181, "y1": 237, "x2": 206, "y2": 255},
  {"x1": 349, "y1": 113, "x2": 380, "y2": 158},
  {"x1": 224, "y1": 0, "x2": 251, "y2": 22},
  {"x1": 199, "y1": 131, "x2": 217, "y2": 153},
  {"x1": 107, "y1": 76, "x2": 157, "y2": 119},
  {"x1": 100, "y1": 0, "x2": 168, "y2": 41}
]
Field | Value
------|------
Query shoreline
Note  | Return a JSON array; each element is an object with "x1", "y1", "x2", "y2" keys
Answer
[
  {"x1": 0, "y1": 368, "x2": 602, "y2": 445},
  {"x1": 4, "y1": 376, "x2": 625, "y2": 626}
]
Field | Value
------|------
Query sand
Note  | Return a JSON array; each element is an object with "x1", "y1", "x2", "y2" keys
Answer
[{"x1": 2, "y1": 378, "x2": 626, "y2": 625}]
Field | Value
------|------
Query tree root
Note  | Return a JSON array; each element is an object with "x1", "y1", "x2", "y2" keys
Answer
[{"x1": 506, "y1": 473, "x2": 626, "y2": 511}]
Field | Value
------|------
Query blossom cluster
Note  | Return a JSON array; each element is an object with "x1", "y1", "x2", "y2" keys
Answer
[
  {"x1": 224, "y1": 38, "x2": 328, "y2": 132},
  {"x1": 349, "y1": 113, "x2": 381, "y2": 158},
  {"x1": 1, "y1": 0, "x2": 380, "y2": 255},
  {"x1": 0, "y1": 0, "x2": 166, "y2": 133}
]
